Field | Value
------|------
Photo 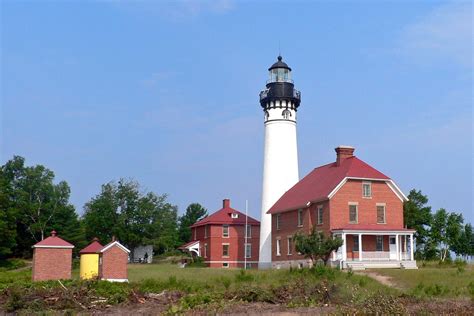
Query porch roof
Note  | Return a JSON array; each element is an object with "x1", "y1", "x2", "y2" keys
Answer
[
  {"x1": 178, "y1": 240, "x2": 199, "y2": 251},
  {"x1": 332, "y1": 225, "x2": 415, "y2": 234}
]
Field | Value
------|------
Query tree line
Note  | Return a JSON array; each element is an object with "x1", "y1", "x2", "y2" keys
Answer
[
  {"x1": 1, "y1": 156, "x2": 473, "y2": 261},
  {"x1": 404, "y1": 190, "x2": 474, "y2": 261},
  {"x1": 0, "y1": 156, "x2": 207, "y2": 259}
]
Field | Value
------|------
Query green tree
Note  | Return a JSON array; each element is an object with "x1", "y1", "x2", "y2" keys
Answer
[
  {"x1": 294, "y1": 228, "x2": 343, "y2": 266},
  {"x1": 83, "y1": 179, "x2": 179, "y2": 257},
  {"x1": 0, "y1": 166, "x2": 17, "y2": 258},
  {"x1": 446, "y1": 212, "x2": 464, "y2": 258},
  {"x1": 403, "y1": 189, "x2": 433, "y2": 259},
  {"x1": 431, "y1": 208, "x2": 450, "y2": 261},
  {"x1": 0, "y1": 156, "x2": 82, "y2": 257},
  {"x1": 178, "y1": 203, "x2": 208, "y2": 243}
]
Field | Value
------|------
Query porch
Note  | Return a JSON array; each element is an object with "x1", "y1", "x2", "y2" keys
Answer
[{"x1": 332, "y1": 228, "x2": 417, "y2": 269}]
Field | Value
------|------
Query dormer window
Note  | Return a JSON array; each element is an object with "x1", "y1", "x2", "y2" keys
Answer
[{"x1": 231, "y1": 213, "x2": 239, "y2": 219}]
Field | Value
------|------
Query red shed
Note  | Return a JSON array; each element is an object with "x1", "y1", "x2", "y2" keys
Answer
[
  {"x1": 32, "y1": 230, "x2": 74, "y2": 281},
  {"x1": 99, "y1": 239, "x2": 130, "y2": 282}
]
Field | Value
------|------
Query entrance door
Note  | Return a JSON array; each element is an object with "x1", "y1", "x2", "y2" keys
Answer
[{"x1": 389, "y1": 236, "x2": 397, "y2": 260}]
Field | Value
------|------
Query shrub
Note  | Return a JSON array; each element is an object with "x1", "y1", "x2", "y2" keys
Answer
[
  {"x1": 3, "y1": 286, "x2": 26, "y2": 312},
  {"x1": 235, "y1": 269, "x2": 254, "y2": 283},
  {"x1": 467, "y1": 281, "x2": 474, "y2": 298},
  {"x1": 0, "y1": 259, "x2": 27, "y2": 272}
]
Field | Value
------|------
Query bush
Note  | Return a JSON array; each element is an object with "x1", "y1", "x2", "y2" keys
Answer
[
  {"x1": 235, "y1": 270, "x2": 254, "y2": 283},
  {"x1": 0, "y1": 259, "x2": 27, "y2": 272},
  {"x1": 3, "y1": 286, "x2": 26, "y2": 312}
]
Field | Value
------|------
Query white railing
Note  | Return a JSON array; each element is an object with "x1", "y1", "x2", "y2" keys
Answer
[
  {"x1": 400, "y1": 252, "x2": 411, "y2": 260},
  {"x1": 361, "y1": 251, "x2": 390, "y2": 261}
]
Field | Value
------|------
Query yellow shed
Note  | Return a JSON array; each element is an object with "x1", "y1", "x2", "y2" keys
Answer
[{"x1": 79, "y1": 238, "x2": 103, "y2": 280}]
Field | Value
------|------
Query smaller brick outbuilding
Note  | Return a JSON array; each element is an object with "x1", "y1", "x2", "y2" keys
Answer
[
  {"x1": 32, "y1": 230, "x2": 74, "y2": 281},
  {"x1": 99, "y1": 239, "x2": 130, "y2": 282},
  {"x1": 79, "y1": 238, "x2": 103, "y2": 280}
]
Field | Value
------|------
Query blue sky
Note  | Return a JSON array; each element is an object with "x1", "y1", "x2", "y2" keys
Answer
[{"x1": 1, "y1": 1, "x2": 472, "y2": 223}]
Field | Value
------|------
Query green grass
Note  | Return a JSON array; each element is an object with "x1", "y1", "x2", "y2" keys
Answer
[
  {"x1": 372, "y1": 263, "x2": 474, "y2": 298},
  {"x1": 1, "y1": 261, "x2": 472, "y2": 314}
]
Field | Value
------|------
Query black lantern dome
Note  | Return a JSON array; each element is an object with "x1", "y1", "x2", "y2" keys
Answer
[{"x1": 259, "y1": 56, "x2": 301, "y2": 110}]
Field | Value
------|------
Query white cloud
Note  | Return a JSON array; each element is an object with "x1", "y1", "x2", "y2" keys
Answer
[{"x1": 398, "y1": 2, "x2": 472, "y2": 67}]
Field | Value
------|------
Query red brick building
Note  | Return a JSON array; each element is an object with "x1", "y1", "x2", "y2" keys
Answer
[
  {"x1": 99, "y1": 240, "x2": 130, "y2": 282},
  {"x1": 268, "y1": 146, "x2": 416, "y2": 270},
  {"x1": 180, "y1": 199, "x2": 260, "y2": 268},
  {"x1": 32, "y1": 230, "x2": 74, "y2": 281}
]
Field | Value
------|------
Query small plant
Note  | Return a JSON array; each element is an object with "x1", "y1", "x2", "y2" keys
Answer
[
  {"x1": 358, "y1": 277, "x2": 368, "y2": 287},
  {"x1": 346, "y1": 268, "x2": 353, "y2": 278},
  {"x1": 4, "y1": 286, "x2": 25, "y2": 312},
  {"x1": 467, "y1": 281, "x2": 474, "y2": 298},
  {"x1": 235, "y1": 269, "x2": 254, "y2": 282},
  {"x1": 220, "y1": 277, "x2": 232, "y2": 290}
]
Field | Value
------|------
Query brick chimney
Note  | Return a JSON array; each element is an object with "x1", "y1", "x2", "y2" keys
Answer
[
  {"x1": 223, "y1": 199, "x2": 230, "y2": 208},
  {"x1": 335, "y1": 146, "x2": 355, "y2": 166}
]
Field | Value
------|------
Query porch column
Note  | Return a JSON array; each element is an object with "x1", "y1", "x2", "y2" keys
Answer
[
  {"x1": 395, "y1": 234, "x2": 399, "y2": 261},
  {"x1": 410, "y1": 233, "x2": 414, "y2": 261},
  {"x1": 358, "y1": 234, "x2": 362, "y2": 261},
  {"x1": 342, "y1": 233, "x2": 347, "y2": 261}
]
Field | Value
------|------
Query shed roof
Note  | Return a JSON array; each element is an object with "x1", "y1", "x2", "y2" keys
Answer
[
  {"x1": 33, "y1": 230, "x2": 74, "y2": 249},
  {"x1": 79, "y1": 238, "x2": 104, "y2": 254},
  {"x1": 100, "y1": 240, "x2": 130, "y2": 254}
]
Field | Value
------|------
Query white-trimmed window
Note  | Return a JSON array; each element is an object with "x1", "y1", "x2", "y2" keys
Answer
[
  {"x1": 377, "y1": 204, "x2": 386, "y2": 224},
  {"x1": 222, "y1": 225, "x2": 229, "y2": 238},
  {"x1": 245, "y1": 263, "x2": 252, "y2": 269},
  {"x1": 287, "y1": 237, "x2": 293, "y2": 255},
  {"x1": 204, "y1": 243, "x2": 208, "y2": 258},
  {"x1": 231, "y1": 213, "x2": 239, "y2": 219},
  {"x1": 297, "y1": 209, "x2": 303, "y2": 227},
  {"x1": 362, "y1": 182, "x2": 372, "y2": 198},
  {"x1": 349, "y1": 203, "x2": 358, "y2": 223},
  {"x1": 376, "y1": 236, "x2": 384, "y2": 251},
  {"x1": 222, "y1": 262, "x2": 229, "y2": 268},
  {"x1": 276, "y1": 214, "x2": 281, "y2": 230},
  {"x1": 245, "y1": 243, "x2": 251, "y2": 258},
  {"x1": 317, "y1": 205, "x2": 323, "y2": 225},
  {"x1": 222, "y1": 244, "x2": 229, "y2": 257},
  {"x1": 246, "y1": 224, "x2": 252, "y2": 238},
  {"x1": 276, "y1": 238, "x2": 281, "y2": 256}
]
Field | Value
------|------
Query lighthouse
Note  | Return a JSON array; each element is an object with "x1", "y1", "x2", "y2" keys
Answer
[{"x1": 258, "y1": 56, "x2": 301, "y2": 269}]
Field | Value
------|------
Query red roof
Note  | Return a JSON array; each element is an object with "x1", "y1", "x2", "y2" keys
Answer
[
  {"x1": 79, "y1": 239, "x2": 104, "y2": 254},
  {"x1": 33, "y1": 230, "x2": 74, "y2": 248},
  {"x1": 191, "y1": 200, "x2": 260, "y2": 228},
  {"x1": 268, "y1": 156, "x2": 390, "y2": 214}
]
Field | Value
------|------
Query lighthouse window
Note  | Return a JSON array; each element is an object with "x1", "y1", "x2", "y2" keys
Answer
[{"x1": 282, "y1": 109, "x2": 291, "y2": 119}]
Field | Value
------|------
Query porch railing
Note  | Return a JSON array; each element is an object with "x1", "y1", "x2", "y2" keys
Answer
[{"x1": 361, "y1": 251, "x2": 390, "y2": 260}]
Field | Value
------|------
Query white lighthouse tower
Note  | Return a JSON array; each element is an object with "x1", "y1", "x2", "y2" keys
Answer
[{"x1": 258, "y1": 56, "x2": 301, "y2": 269}]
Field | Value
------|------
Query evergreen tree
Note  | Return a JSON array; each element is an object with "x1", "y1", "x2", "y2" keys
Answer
[
  {"x1": 178, "y1": 203, "x2": 208, "y2": 243},
  {"x1": 403, "y1": 189, "x2": 433, "y2": 259}
]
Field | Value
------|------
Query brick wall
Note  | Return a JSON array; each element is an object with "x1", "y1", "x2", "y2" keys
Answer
[
  {"x1": 32, "y1": 248, "x2": 72, "y2": 281},
  {"x1": 194, "y1": 223, "x2": 260, "y2": 268},
  {"x1": 271, "y1": 179, "x2": 405, "y2": 263},
  {"x1": 329, "y1": 179, "x2": 404, "y2": 229},
  {"x1": 100, "y1": 246, "x2": 128, "y2": 280}
]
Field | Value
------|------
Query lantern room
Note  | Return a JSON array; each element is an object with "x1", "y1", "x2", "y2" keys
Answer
[{"x1": 268, "y1": 56, "x2": 292, "y2": 83}]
